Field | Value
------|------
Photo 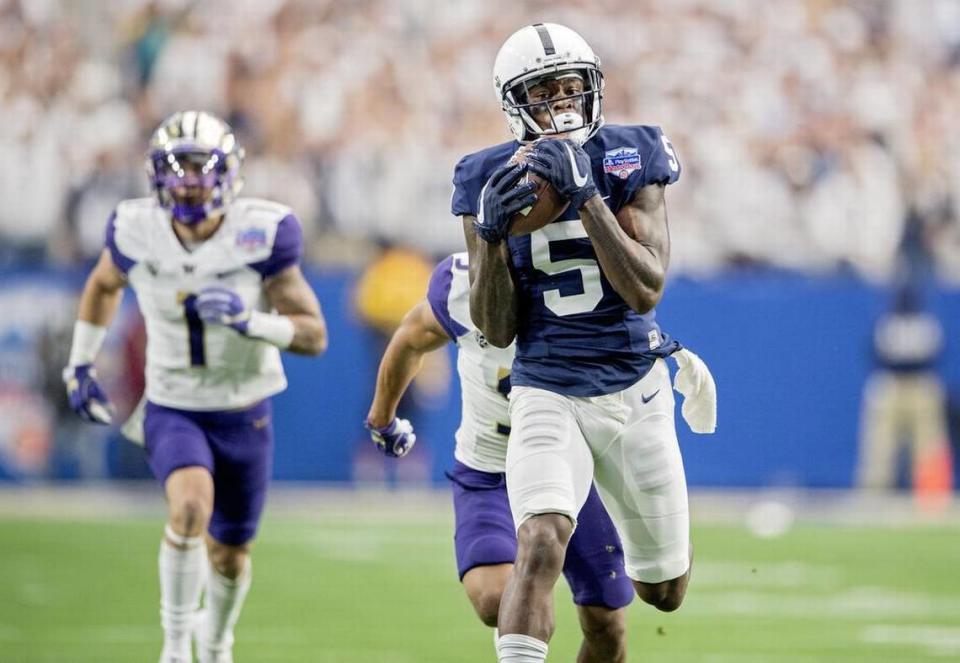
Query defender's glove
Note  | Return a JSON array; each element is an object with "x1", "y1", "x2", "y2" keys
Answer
[
  {"x1": 196, "y1": 286, "x2": 296, "y2": 349},
  {"x1": 474, "y1": 162, "x2": 538, "y2": 244},
  {"x1": 62, "y1": 364, "x2": 114, "y2": 424},
  {"x1": 526, "y1": 139, "x2": 598, "y2": 210},
  {"x1": 196, "y1": 286, "x2": 251, "y2": 334},
  {"x1": 671, "y1": 348, "x2": 717, "y2": 434},
  {"x1": 365, "y1": 417, "x2": 416, "y2": 458}
]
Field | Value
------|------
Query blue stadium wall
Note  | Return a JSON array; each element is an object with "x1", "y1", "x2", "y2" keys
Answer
[
  {"x1": 276, "y1": 269, "x2": 960, "y2": 488},
  {"x1": 2, "y1": 268, "x2": 959, "y2": 487}
]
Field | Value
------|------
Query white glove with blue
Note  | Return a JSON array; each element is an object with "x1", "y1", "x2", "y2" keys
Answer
[
  {"x1": 671, "y1": 348, "x2": 717, "y2": 434},
  {"x1": 63, "y1": 364, "x2": 115, "y2": 425},
  {"x1": 196, "y1": 286, "x2": 251, "y2": 334},
  {"x1": 365, "y1": 417, "x2": 417, "y2": 458}
]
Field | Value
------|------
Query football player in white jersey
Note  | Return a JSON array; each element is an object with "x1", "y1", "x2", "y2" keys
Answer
[
  {"x1": 63, "y1": 111, "x2": 327, "y2": 663},
  {"x1": 366, "y1": 252, "x2": 635, "y2": 662}
]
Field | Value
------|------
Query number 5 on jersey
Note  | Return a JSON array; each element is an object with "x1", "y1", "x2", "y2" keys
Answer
[{"x1": 530, "y1": 219, "x2": 603, "y2": 317}]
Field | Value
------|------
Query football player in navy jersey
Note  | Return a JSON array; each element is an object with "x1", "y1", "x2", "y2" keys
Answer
[{"x1": 453, "y1": 23, "x2": 717, "y2": 662}]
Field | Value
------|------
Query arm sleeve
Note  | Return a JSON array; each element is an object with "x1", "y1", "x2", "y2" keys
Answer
[
  {"x1": 250, "y1": 214, "x2": 304, "y2": 278},
  {"x1": 104, "y1": 211, "x2": 136, "y2": 274},
  {"x1": 426, "y1": 256, "x2": 467, "y2": 341}
]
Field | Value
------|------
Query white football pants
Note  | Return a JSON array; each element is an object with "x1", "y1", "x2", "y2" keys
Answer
[{"x1": 506, "y1": 359, "x2": 689, "y2": 583}]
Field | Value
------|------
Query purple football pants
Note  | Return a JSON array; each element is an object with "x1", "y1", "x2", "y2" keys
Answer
[
  {"x1": 144, "y1": 399, "x2": 273, "y2": 546},
  {"x1": 448, "y1": 460, "x2": 633, "y2": 609}
]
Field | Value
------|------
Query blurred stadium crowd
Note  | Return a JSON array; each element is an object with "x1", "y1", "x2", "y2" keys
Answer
[{"x1": 2, "y1": 0, "x2": 960, "y2": 277}]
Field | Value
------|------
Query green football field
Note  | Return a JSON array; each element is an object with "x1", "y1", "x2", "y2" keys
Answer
[{"x1": 1, "y1": 496, "x2": 958, "y2": 662}]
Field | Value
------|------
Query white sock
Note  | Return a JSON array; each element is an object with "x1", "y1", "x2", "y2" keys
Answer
[
  {"x1": 202, "y1": 558, "x2": 252, "y2": 652},
  {"x1": 497, "y1": 633, "x2": 549, "y2": 663},
  {"x1": 158, "y1": 524, "x2": 206, "y2": 647}
]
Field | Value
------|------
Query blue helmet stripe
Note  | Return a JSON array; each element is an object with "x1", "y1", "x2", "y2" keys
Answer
[{"x1": 533, "y1": 24, "x2": 555, "y2": 56}]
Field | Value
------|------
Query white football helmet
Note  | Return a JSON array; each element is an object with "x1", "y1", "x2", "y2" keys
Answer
[{"x1": 493, "y1": 23, "x2": 604, "y2": 145}]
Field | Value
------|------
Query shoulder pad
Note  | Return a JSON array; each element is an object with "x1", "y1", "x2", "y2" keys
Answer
[
  {"x1": 427, "y1": 253, "x2": 471, "y2": 341},
  {"x1": 229, "y1": 198, "x2": 293, "y2": 227},
  {"x1": 593, "y1": 124, "x2": 681, "y2": 186},
  {"x1": 109, "y1": 198, "x2": 163, "y2": 268}
]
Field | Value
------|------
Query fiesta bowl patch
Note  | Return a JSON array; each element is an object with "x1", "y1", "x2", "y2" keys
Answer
[
  {"x1": 236, "y1": 227, "x2": 267, "y2": 250},
  {"x1": 603, "y1": 147, "x2": 641, "y2": 179}
]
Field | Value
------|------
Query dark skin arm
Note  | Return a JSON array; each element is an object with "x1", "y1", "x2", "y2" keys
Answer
[
  {"x1": 264, "y1": 265, "x2": 328, "y2": 356},
  {"x1": 366, "y1": 300, "x2": 449, "y2": 428},
  {"x1": 463, "y1": 217, "x2": 518, "y2": 348},
  {"x1": 578, "y1": 182, "x2": 670, "y2": 314}
]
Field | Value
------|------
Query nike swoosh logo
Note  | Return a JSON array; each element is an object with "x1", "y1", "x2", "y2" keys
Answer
[
  {"x1": 641, "y1": 389, "x2": 660, "y2": 404},
  {"x1": 564, "y1": 142, "x2": 589, "y2": 187},
  {"x1": 476, "y1": 181, "x2": 489, "y2": 224}
]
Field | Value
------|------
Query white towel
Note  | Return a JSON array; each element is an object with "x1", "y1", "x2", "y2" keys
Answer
[{"x1": 672, "y1": 348, "x2": 717, "y2": 434}]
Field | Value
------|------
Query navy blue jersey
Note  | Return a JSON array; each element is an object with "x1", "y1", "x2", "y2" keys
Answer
[{"x1": 452, "y1": 124, "x2": 682, "y2": 397}]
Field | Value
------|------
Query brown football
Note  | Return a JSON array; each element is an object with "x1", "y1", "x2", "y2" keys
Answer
[{"x1": 508, "y1": 146, "x2": 569, "y2": 236}]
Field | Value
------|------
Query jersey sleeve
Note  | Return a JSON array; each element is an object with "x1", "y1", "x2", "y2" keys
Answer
[
  {"x1": 426, "y1": 255, "x2": 468, "y2": 341},
  {"x1": 451, "y1": 155, "x2": 482, "y2": 217},
  {"x1": 104, "y1": 210, "x2": 136, "y2": 274},
  {"x1": 451, "y1": 142, "x2": 518, "y2": 218},
  {"x1": 619, "y1": 125, "x2": 681, "y2": 206},
  {"x1": 249, "y1": 214, "x2": 303, "y2": 279}
]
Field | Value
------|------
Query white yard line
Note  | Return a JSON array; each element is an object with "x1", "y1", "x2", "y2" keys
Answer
[
  {"x1": 685, "y1": 586, "x2": 960, "y2": 620},
  {"x1": 861, "y1": 624, "x2": 960, "y2": 657}
]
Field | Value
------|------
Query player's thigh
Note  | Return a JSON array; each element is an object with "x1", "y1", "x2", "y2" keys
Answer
[
  {"x1": 506, "y1": 386, "x2": 594, "y2": 528},
  {"x1": 144, "y1": 403, "x2": 213, "y2": 536},
  {"x1": 562, "y1": 484, "x2": 633, "y2": 611},
  {"x1": 205, "y1": 400, "x2": 275, "y2": 546},
  {"x1": 143, "y1": 403, "x2": 213, "y2": 492},
  {"x1": 593, "y1": 361, "x2": 690, "y2": 583},
  {"x1": 449, "y1": 461, "x2": 518, "y2": 581}
]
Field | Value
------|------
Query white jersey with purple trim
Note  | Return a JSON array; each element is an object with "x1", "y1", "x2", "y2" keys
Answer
[
  {"x1": 427, "y1": 252, "x2": 515, "y2": 473},
  {"x1": 107, "y1": 197, "x2": 302, "y2": 411}
]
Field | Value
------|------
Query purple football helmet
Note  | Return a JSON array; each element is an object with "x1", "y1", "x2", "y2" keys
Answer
[{"x1": 145, "y1": 111, "x2": 244, "y2": 224}]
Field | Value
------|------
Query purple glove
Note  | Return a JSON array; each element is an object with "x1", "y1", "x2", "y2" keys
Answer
[
  {"x1": 474, "y1": 162, "x2": 538, "y2": 244},
  {"x1": 526, "y1": 139, "x2": 598, "y2": 210},
  {"x1": 365, "y1": 417, "x2": 416, "y2": 458},
  {"x1": 196, "y1": 286, "x2": 250, "y2": 334},
  {"x1": 62, "y1": 364, "x2": 114, "y2": 424}
]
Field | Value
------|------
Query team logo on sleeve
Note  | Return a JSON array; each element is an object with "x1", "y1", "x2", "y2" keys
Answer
[
  {"x1": 603, "y1": 147, "x2": 641, "y2": 179},
  {"x1": 236, "y1": 227, "x2": 267, "y2": 250}
]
